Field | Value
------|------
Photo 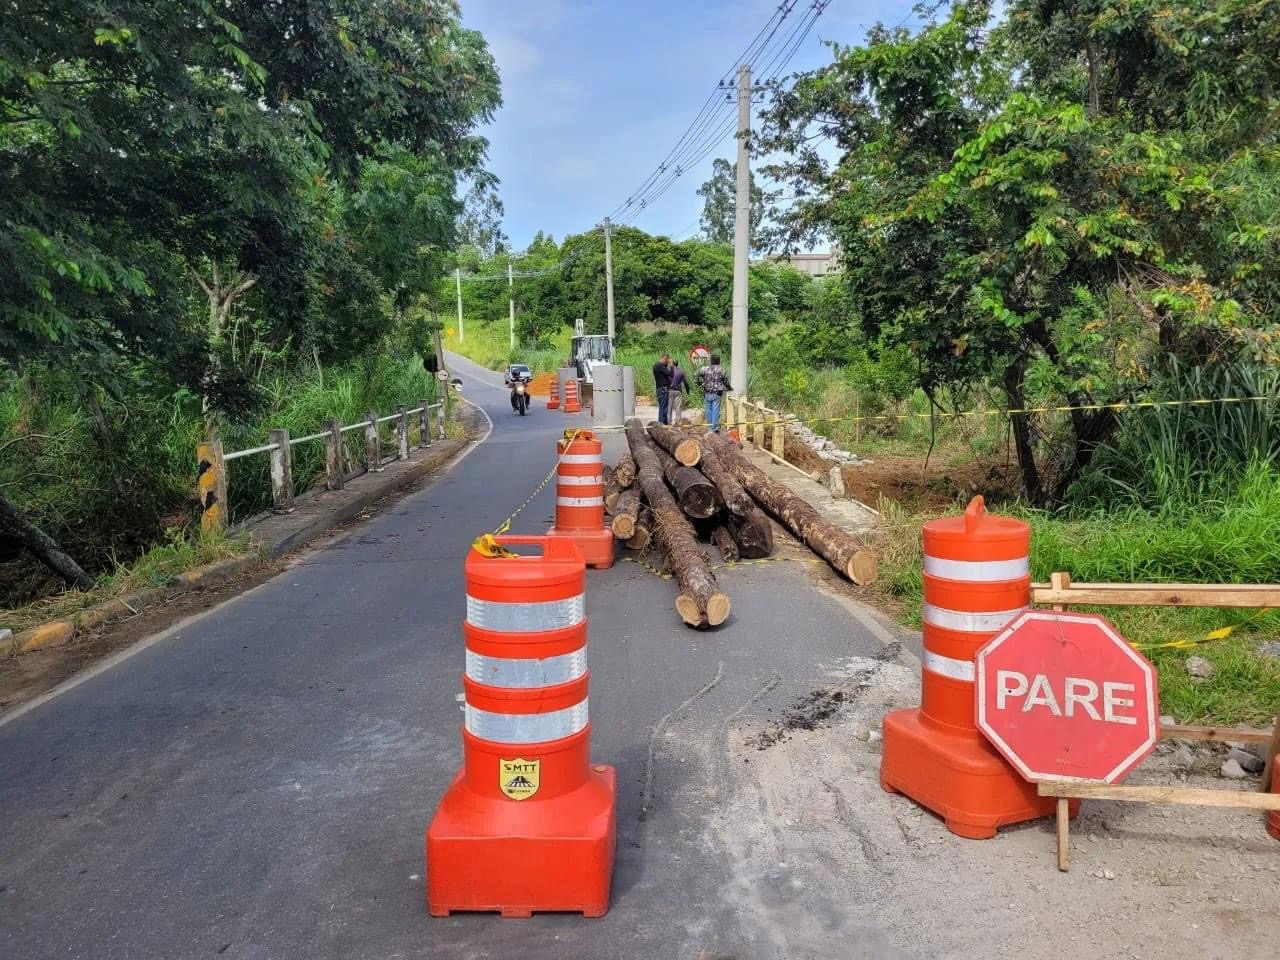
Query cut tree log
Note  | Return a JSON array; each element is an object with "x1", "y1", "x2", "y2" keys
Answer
[
  {"x1": 691, "y1": 439, "x2": 755, "y2": 518},
  {"x1": 626, "y1": 419, "x2": 730, "y2": 627},
  {"x1": 610, "y1": 486, "x2": 642, "y2": 539},
  {"x1": 603, "y1": 464, "x2": 622, "y2": 513},
  {"x1": 614, "y1": 453, "x2": 636, "y2": 488},
  {"x1": 647, "y1": 422, "x2": 701, "y2": 467},
  {"x1": 705, "y1": 432, "x2": 878, "y2": 585},
  {"x1": 625, "y1": 505, "x2": 654, "y2": 552},
  {"x1": 651, "y1": 442, "x2": 719, "y2": 519},
  {"x1": 727, "y1": 508, "x2": 774, "y2": 559},
  {"x1": 710, "y1": 524, "x2": 739, "y2": 564}
]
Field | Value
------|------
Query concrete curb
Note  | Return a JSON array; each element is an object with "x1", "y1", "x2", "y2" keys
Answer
[{"x1": 8, "y1": 420, "x2": 481, "y2": 657}]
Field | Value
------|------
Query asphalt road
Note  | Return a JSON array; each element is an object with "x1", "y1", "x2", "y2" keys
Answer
[{"x1": 0, "y1": 353, "x2": 898, "y2": 959}]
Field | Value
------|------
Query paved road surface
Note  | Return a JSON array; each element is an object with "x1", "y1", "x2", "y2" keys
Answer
[{"x1": 0, "y1": 353, "x2": 899, "y2": 959}]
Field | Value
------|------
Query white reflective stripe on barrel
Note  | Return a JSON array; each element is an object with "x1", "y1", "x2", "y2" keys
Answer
[
  {"x1": 466, "y1": 594, "x2": 586, "y2": 632},
  {"x1": 465, "y1": 646, "x2": 588, "y2": 687},
  {"x1": 923, "y1": 649, "x2": 976, "y2": 682},
  {"x1": 557, "y1": 474, "x2": 603, "y2": 486},
  {"x1": 560, "y1": 454, "x2": 601, "y2": 465},
  {"x1": 922, "y1": 603, "x2": 1027, "y2": 634},
  {"x1": 923, "y1": 555, "x2": 1030, "y2": 582},
  {"x1": 556, "y1": 495, "x2": 604, "y2": 508},
  {"x1": 464, "y1": 697, "x2": 589, "y2": 743}
]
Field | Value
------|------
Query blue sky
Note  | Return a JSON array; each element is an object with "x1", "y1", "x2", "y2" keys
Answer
[{"x1": 459, "y1": 0, "x2": 915, "y2": 251}]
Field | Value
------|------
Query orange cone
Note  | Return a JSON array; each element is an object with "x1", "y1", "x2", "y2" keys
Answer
[
  {"x1": 547, "y1": 431, "x2": 614, "y2": 569},
  {"x1": 547, "y1": 378, "x2": 560, "y2": 410},
  {"x1": 426, "y1": 535, "x2": 616, "y2": 917},
  {"x1": 880, "y1": 496, "x2": 1063, "y2": 838},
  {"x1": 563, "y1": 379, "x2": 581, "y2": 414}
]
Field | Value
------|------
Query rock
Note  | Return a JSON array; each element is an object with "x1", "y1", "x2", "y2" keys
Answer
[
  {"x1": 1103, "y1": 869, "x2": 1116, "y2": 881},
  {"x1": 1185, "y1": 656, "x2": 1216, "y2": 680},
  {"x1": 829, "y1": 466, "x2": 846, "y2": 499},
  {"x1": 1160, "y1": 714, "x2": 1176, "y2": 728},
  {"x1": 1220, "y1": 758, "x2": 1248, "y2": 780},
  {"x1": 1256, "y1": 640, "x2": 1280, "y2": 660},
  {"x1": 1170, "y1": 743, "x2": 1196, "y2": 771},
  {"x1": 1228, "y1": 746, "x2": 1265, "y2": 774}
]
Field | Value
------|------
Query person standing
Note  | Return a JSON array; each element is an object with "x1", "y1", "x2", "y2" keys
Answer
[
  {"x1": 652, "y1": 353, "x2": 674, "y2": 424},
  {"x1": 668, "y1": 359, "x2": 689, "y2": 423},
  {"x1": 695, "y1": 354, "x2": 732, "y2": 432}
]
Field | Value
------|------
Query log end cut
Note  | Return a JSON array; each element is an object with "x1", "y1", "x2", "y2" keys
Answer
[
  {"x1": 674, "y1": 437, "x2": 702, "y2": 467},
  {"x1": 676, "y1": 591, "x2": 732, "y2": 628},
  {"x1": 845, "y1": 550, "x2": 879, "y2": 586},
  {"x1": 611, "y1": 514, "x2": 636, "y2": 539}
]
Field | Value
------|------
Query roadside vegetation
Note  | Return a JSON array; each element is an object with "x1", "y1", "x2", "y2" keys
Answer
[{"x1": 1, "y1": 3, "x2": 499, "y2": 611}]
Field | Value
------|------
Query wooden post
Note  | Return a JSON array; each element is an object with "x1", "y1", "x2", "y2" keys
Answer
[
  {"x1": 1259, "y1": 712, "x2": 1280, "y2": 795},
  {"x1": 267, "y1": 428, "x2": 293, "y2": 512},
  {"x1": 365, "y1": 410, "x2": 381, "y2": 472},
  {"x1": 324, "y1": 419, "x2": 345, "y2": 490},
  {"x1": 772, "y1": 415, "x2": 785, "y2": 460},
  {"x1": 438, "y1": 394, "x2": 447, "y2": 440},
  {"x1": 396, "y1": 404, "x2": 409, "y2": 460},
  {"x1": 419, "y1": 399, "x2": 432, "y2": 447},
  {"x1": 1055, "y1": 797, "x2": 1070, "y2": 871},
  {"x1": 754, "y1": 399, "x2": 766, "y2": 448},
  {"x1": 197, "y1": 439, "x2": 228, "y2": 534},
  {"x1": 854, "y1": 392, "x2": 862, "y2": 445}
]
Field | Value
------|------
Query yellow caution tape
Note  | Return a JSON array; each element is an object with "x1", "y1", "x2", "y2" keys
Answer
[
  {"x1": 473, "y1": 429, "x2": 584, "y2": 558},
  {"x1": 1131, "y1": 607, "x2": 1274, "y2": 652}
]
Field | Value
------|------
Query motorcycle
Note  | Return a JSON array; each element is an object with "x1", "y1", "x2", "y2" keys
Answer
[{"x1": 510, "y1": 378, "x2": 530, "y2": 416}]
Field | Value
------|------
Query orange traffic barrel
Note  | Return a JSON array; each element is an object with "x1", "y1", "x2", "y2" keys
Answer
[
  {"x1": 547, "y1": 377, "x2": 560, "y2": 410},
  {"x1": 563, "y1": 379, "x2": 581, "y2": 414},
  {"x1": 1268, "y1": 764, "x2": 1279, "y2": 842},
  {"x1": 426, "y1": 535, "x2": 616, "y2": 917},
  {"x1": 880, "y1": 496, "x2": 1062, "y2": 838},
  {"x1": 547, "y1": 431, "x2": 614, "y2": 569}
]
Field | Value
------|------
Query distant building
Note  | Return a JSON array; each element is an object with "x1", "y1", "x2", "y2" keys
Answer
[{"x1": 765, "y1": 251, "x2": 841, "y2": 278}]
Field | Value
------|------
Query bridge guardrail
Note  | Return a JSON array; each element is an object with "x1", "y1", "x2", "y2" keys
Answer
[{"x1": 197, "y1": 398, "x2": 449, "y2": 533}]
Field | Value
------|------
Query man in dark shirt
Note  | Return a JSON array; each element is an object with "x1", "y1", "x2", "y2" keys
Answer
[{"x1": 652, "y1": 353, "x2": 673, "y2": 424}]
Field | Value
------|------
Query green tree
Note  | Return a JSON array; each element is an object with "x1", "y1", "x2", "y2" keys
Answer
[{"x1": 696, "y1": 158, "x2": 767, "y2": 246}]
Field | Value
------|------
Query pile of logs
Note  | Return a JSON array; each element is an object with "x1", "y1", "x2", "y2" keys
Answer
[{"x1": 608, "y1": 418, "x2": 878, "y2": 630}]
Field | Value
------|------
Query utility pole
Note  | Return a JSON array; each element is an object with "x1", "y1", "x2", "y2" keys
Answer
[
  {"x1": 454, "y1": 267, "x2": 464, "y2": 344},
  {"x1": 603, "y1": 217, "x2": 616, "y2": 342},
  {"x1": 730, "y1": 63, "x2": 751, "y2": 398},
  {"x1": 507, "y1": 261, "x2": 515, "y2": 350}
]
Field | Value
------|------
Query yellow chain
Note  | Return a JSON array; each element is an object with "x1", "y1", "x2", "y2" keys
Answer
[{"x1": 471, "y1": 429, "x2": 585, "y2": 558}]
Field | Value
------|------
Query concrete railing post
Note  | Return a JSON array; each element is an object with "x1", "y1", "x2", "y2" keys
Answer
[
  {"x1": 365, "y1": 410, "x2": 381, "y2": 472},
  {"x1": 396, "y1": 404, "x2": 409, "y2": 460},
  {"x1": 772, "y1": 416, "x2": 786, "y2": 461},
  {"x1": 267, "y1": 428, "x2": 294, "y2": 512},
  {"x1": 754, "y1": 399, "x2": 766, "y2": 448},
  {"x1": 419, "y1": 399, "x2": 432, "y2": 447},
  {"x1": 324, "y1": 419, "x2": 345, "y2": 490},
  {"x1": 197, "y1": 439, "x2": 228, "y2": 534}
]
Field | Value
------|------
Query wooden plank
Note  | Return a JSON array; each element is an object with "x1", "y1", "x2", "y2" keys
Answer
[
  {"x1": 1055, "y1": 797, "x2": 1070, "y2": 872},
  {"x1": 1032, "y1": 579, "x2": 1280, "y2": 608},
  {"x1": 1037, "y1": 781, "x2": 1280, "y2": 810},
  {"x1": 1160, "y1": 724, "x2": 1274, "y2": 744},
  {"x1": 1259, "y1": 712, "x2": 1280, "y2": 795}
]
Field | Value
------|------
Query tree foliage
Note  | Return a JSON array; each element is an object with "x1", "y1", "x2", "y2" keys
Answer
[
  {"x1": 696, "y1": 157, "x2": 767, "y2": 245},
  {"x1": 759, "y1": 0, "x2": 1280, "y2": 503}
]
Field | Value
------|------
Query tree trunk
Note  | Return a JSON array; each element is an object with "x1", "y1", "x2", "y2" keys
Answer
[
  {"x1": 625, "y1": 505, "x2": 654, "y2": 552},
  {"x1": 652, "y1": 442, "x2": 719, "y2": 519},
  {"x1": 603, "y1": 464, "x2": 622, "y2": 513},
  {"x1": 685, "y1": 435, "x2": 755, "y2": 517},
  {"x1": 710, "y1": 524, "x2": 739, "y2": 564},
  {"x1": 727, "y1": 508, "x2": 775, "y2": 559},
  {"x1": 626, "y1": 419, "x2": 730, "y2": 627},
  {"x1": 648, "y1": 422, "x2": 701, "y2": 466},
  {"x1": 614, "y1": 453, "x2": 636, "y2": 488},
  {"x1": 610, "y1": 486, "x2": 642, "y2": 539},
  {"x1": 1003, "y1": 357, "x2": 1044, "y2": 506},
  {"x1": 704, "y1": 432, "x2": 877, "y2": 584},
  {"x1": 0, "y1": 493, "x2": 94, "y2": 590}
]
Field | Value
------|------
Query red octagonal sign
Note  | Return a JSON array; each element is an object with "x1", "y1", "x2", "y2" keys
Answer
[{"x1": 976, "y1": 611, "x2": 1159, "y2": 783}]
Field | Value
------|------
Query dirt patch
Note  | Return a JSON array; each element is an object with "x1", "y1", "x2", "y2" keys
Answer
[
  {"x1": 841, "y1": 454, "x2": 1019, "y2": 511},
  {"x1": 746, "y1": 686, "x2": 853, "y2": 750}
]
